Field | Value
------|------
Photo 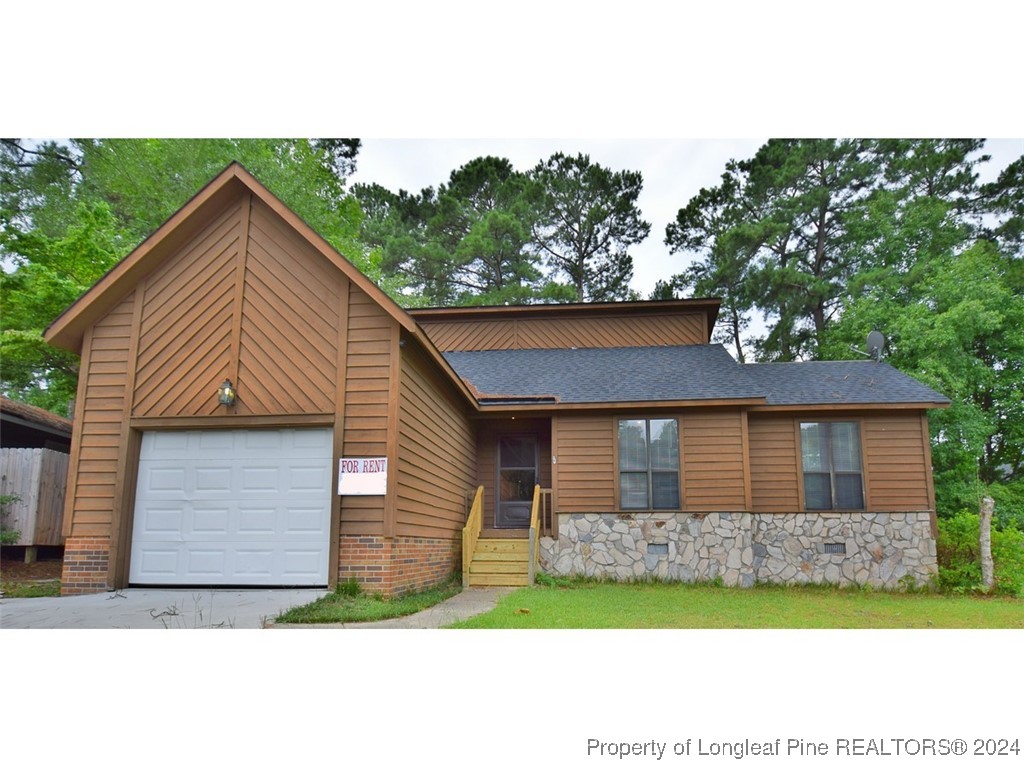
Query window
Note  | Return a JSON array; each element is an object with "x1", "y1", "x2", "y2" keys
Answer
[
  {"x1": 618, "y1": 419, "x2": 680, "y2": 509},
  {"x1": 800, "y1": 421, "x2": 864, "y2": 510}
]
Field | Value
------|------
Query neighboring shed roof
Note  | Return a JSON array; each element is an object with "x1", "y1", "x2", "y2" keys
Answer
[
  {"x1": 0, "y1": 396, "x2": 73, "y2": 435},
  {"x1": 444, "y1": 345, "x2": 951, "y2": 408}
]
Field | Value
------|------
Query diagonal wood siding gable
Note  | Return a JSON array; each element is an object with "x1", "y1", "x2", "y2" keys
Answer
[
  {"x1": 132, "y1": 200, "x2": 240, "y2": 417},
  {"x1": 237, "y1": 198, "x2": 339, "y2": 415},
  {"x1": 419, "y1": 312, "x2": 705, "y2": 352}
]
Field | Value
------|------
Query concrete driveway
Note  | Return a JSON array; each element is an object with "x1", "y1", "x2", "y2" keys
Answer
[{"x1": 0, "y1": 588, "x2": 328, "y2": 629}]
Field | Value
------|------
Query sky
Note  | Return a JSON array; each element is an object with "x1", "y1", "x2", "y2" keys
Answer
[{"x1": 347, "y1": 138, "x2": 1024, "y2": 298}]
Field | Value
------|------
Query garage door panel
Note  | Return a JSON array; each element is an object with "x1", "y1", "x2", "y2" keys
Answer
[
  {"x1": 283, "y1": 549, "x2": 325, "y2": 576},
  {"x1": 236, "y1": 506, "x2": 277, "y2": 534},
  {"x1": 192, "y1": 506, "x2": 230, "y2": 533},
  {"x1": 130, "y1": 428, "x2": 332, "y2": 586}
]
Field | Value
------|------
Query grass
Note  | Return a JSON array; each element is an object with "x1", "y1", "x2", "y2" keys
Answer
[
  {"x1": 448, "y1": 579, "x2": 1024, "y2": 629},
  {"x1": 275, "y1": 577, "x2": 462, "y2": 624},
  {"x1": 0, "y1": 579, "x2": 61, "y2": 598}
]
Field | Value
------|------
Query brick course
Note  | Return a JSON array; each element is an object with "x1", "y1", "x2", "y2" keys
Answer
[
  {"x1": 338, "y1": 535, "x2": 460, "y2": 596},
  {"x1": 61, "y1": 537, "x2": 110, "y2": 595}
]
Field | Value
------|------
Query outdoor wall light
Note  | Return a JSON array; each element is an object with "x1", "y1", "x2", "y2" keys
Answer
[{"x1": 217, "y1": 379, "x2": 236, "y2": 406}]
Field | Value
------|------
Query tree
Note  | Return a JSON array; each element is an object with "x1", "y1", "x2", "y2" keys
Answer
[
  {"x1": 664, "y1": 170, "x2": 753, "y2": 361},
  {"x1": 530, "y1": 152, "x2": 650, "y2": 301},
  {"x1": 665, "y1": 139, "x2": 881, "y2": 361},
  {"x1": 1, "y1": 138, "x2": 366, "y2": 415},
  {"x1": 359, "y1": 156, "x2": 564, "y2": 306}
]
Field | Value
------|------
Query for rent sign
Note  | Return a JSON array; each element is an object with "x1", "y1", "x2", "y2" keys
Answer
[{"x1": 338, "y1": 457, "x2": 388, "y2": 495}]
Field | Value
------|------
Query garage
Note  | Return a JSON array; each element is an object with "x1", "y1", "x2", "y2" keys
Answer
[{"x1": 129, "y1": 428, "x2": 333, "y2": 586}]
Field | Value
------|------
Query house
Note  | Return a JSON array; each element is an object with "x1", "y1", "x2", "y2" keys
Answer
[{"x1": 44, "y1": 163, "x2": 949, "y2": 596}]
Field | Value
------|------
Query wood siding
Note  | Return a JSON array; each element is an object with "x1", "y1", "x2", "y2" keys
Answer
[
  {"x1": 66, "y1": 293, "x2": 135, "y2": 538},
  {"x1": 682, "y1": 411, "x2": 747, "y2": 510},
  {"x1": 748, "y1": 415, "x2": 801, "y2": 513},
  {"x1": 235, "y1": 198, "x2": 339, "y2": 415},
  {"x1": 476, "y1": 419, "x2": 552, "y2": 528},
  {"x1": 553, "y1": 415, "x2": 615, "y2": 513},
  {"x1": 396, "y1": 344, "x2": 476, "y2": 537},
  {"x1": 339, "y1": 285, "x2": 395, "y2": 535},
  {"x1": 748, "y1": 412, "x2": 933, "y2": 513},
  {"x1": 132, "y1": 200, "x2": 240, "y2": 417},
  {"x1": 419, "y1": 312, "x2": 706, "y2": 352},
  {"x1": 863, "y1": 414, "x2": 931, "y2": 510}
]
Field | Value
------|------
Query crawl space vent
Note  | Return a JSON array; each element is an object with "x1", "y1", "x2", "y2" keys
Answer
[{"x1": 823, "y1": 542, "x2": 847, "y2": 555}]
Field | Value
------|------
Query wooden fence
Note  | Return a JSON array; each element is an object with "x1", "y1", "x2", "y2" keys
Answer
[{"x1": 1, "y1": 448, "x2": 69, "y2": 546}]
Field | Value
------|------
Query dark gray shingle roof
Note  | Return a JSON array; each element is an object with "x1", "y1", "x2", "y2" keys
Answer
[
  {"x1": 443, "y1": 345, "x2": 950, "y2": 407},
  {"x1": 747, "y1": 360, "x2": 951, "y2": 406}
]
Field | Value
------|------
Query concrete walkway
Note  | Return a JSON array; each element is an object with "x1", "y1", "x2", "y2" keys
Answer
[
  {"x1": 272, "y1": 586, "x2": 514, "y2": 629},
  {"x1": 1, "y1": 586, "x2": 512, "y2": 629},
  {"x1": 0, "y1": 588, "x2": 329, "y2": 629}
]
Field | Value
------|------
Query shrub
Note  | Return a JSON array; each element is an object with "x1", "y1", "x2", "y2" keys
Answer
[
  {"x1": 937, "y1": 511, "x2": 1024, "y2": 597},
  {"x1": 0, "y1": 494, "x2": 21, "y2": 545}
]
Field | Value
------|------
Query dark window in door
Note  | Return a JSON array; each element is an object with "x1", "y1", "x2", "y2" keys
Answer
[{"x1": 497, "y1": 435, "x2": 538, "y2": 528}]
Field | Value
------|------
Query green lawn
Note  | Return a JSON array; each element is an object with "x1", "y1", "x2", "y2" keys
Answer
[
  {"x1": 275, "y1": 578, "x2": 462, "y2": 624},
  {"x1": 0, "y1": 580, "x2": 61, "y2": 598},
  {"x1": 448, "y1": 581, "x2": 1024, "y2": 629}
]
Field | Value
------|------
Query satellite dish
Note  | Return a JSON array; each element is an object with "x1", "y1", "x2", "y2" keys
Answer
[{"x1": 866, "y1": 330, "x2": 885, "y2": 362}]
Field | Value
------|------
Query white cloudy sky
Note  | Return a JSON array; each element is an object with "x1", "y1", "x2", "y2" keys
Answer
[{"x1": 348, "y1": 138, "x2": 1023, "y2": 297}]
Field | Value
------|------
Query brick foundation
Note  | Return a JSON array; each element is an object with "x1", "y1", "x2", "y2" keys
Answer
[
  {"x1": 61, "y1": 537, "x2": 110, "y2": 595},
  {"x1": 338, "y1": 535, "x2": 460, "y2": 596}
]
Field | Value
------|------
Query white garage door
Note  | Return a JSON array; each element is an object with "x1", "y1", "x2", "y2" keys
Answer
[{"x1": 130, "y1": 428, "x2": 333, "y2": 586}]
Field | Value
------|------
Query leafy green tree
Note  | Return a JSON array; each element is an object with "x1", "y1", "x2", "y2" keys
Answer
[
  {"x1": 664, "y1": 170, "x2": 753, "y2": 361},
  {"x1": 1, "y1": 138, "x2": 366, "y2": 415},
  {"x1": 529, "y1": 152, "x2": 649, "y2": 301},
  {"x1": 666, "y1": 139, "x2": 881, "y2": 361},
  {"x1": 358, "y1": 156, "x2": 562, "y2": 306}
]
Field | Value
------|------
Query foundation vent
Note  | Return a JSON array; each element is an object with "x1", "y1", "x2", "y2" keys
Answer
[
  {"x1": 823, "y1": 542, "x2": 847, "y2": 555},
  {"x1": 647, "y1": 543, "x2": 669, "y2": 555}
]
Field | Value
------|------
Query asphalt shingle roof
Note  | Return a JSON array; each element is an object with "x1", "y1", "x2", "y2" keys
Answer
[{"x1": 442, "y1": 345, "x2": 951, "y2": 407}]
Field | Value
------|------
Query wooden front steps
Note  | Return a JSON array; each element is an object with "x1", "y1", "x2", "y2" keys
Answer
[{"x1": 466, "y1": 538, "x2": 531, "y2": 587}]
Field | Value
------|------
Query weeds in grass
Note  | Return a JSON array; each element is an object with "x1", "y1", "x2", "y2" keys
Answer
[
  {"x1": 149, "y1": 592, "x2": 235, "y2": 629},
  {"x1": 277, "y1": 575, "x2": 461, "y2": 624}
]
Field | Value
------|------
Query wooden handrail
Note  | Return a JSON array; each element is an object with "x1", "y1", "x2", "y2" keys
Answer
[
  {"x1": 528, "y1": 485, "x2": 542, "y2": 583},
  {"x1": 462, "y1": 485, "x2": 485, "y2": 587}
]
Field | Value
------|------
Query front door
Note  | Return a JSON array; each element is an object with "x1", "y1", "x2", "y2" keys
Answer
[{"x1": 496, "y1": 435, "x2": 538, "y2": 528}]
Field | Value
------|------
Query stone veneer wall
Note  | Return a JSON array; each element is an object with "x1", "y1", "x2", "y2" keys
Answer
[{"x1": 540, "y1": 511, "x2": 937, "y2": 589}]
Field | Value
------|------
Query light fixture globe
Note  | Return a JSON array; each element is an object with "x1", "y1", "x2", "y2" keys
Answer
[{"x1": 217, "y1": 379, "x2": 236, "y2": 406}]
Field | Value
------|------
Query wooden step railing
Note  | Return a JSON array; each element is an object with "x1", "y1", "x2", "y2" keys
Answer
[
  {"x1": 462, "y1": 485, "x2": 484, "y2": 587},
  {"x1": 528, "y1": 486, "x2": 553, "y2": 582}
]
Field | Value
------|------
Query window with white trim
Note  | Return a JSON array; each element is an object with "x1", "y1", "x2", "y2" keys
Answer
[
  {"x1": 799, "y1": 421, "x2": 864, "y2": 510},
  {"x1": 618, "y1": 418, "x2": 680, "y2": 510}
]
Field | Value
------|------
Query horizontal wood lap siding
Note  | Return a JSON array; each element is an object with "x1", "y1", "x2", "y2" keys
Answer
[
  {"x1": 70, "y1": 293, "x2": 135, "y2": 537},
  {"x1": 863, "y1": 414, "x2": 930, "y2": 510},
  {"x1": 340, "y1": 286, "x2": 395, "y2": 534},
  {"x1": 555, "y1": 415, "x2": 614, "y2": 513},
  {"x1": 748, "y1": 415, "x2": 801, "y2": 513},
  {"x1": 236, "y1": 199, "x2": 339, "y2": 415},
  {"x1": 396, "y1": 345, "x2": 476, "y2": 537},
  {"x1": 682, "y1": 411, "x2": 746, "y2": 510},
  {"x1": 418, "y1": 312, "x2": 705, "y2": 352}
]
